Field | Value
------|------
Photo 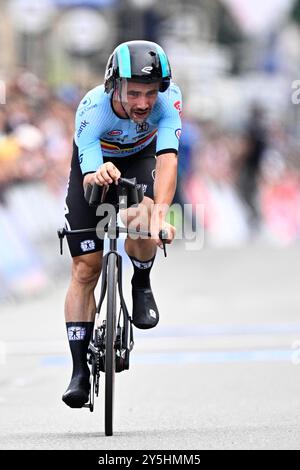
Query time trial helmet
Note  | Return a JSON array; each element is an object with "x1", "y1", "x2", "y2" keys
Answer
[{"x1": 104, "y1": 40, "x2": 171, "y2": 93}]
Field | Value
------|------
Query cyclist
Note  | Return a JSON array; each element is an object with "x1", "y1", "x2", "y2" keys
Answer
[{"x1": 62, "y1": 40, "x2": 182, "y2": 408}]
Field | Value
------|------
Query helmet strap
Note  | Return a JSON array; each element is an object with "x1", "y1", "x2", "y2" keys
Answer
[{"x1": 118, "y1": 79, "x2": 130, "y2": 119}]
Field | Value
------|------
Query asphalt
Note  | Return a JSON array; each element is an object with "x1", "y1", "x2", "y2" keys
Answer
[{"x1": 0, "y1": 240, "x2": 300, "y2": 450}]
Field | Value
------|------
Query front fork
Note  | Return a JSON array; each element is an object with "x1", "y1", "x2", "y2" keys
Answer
[{"x1": 86, "y1": 250, "x2": 134, "y2": 411}]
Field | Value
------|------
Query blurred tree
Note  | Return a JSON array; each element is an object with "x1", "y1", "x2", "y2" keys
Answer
[
  {"x1": 116, "y1": 0, "x2": 162, "y2": 44},
  {"x1": 290, "y1": 0, "x2": 300, "y2": 24},
  {"x1": 215, "y1": 2, "x2": 243, "y2": 45},
  {"x1": 215, "y1": 1, "x2": 244, "y2": 74}
]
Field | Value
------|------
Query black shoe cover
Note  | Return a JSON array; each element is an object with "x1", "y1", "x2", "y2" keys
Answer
[
  {"x1": 62, "y1": 374, "x2": 90, "y2": 408},
  {"x1": 132, "y1": 287, "x2": 159, "y2": 329}
]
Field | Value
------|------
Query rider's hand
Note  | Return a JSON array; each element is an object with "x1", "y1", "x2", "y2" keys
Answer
[
  {"x1": 84, "y1": 162, "x2": 121, "y2": 187},
  {"x1": 83, "y1": 172, "x2": 97, "y2": 188},
  {"x1": 150, "y1": 216, "x2": 176, "y2": 249},
  {"x1": 96, "y1": 162, "x2": 121, "y2": 186}
]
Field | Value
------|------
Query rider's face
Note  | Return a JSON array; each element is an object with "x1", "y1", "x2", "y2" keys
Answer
[{"x1": 119, "y1": 81, "x2": 160, "y2": 123}]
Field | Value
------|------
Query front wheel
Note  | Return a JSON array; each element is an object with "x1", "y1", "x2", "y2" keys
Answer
[{"x1": 105, "y1": 253, "x2": 118, "y2": 436}]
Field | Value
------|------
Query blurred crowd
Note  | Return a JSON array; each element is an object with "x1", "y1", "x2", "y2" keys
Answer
[
  {"x1": 177, "y1": 107, "x2": 300, "y2": 245},
  {"x1": 1, "y1": 71, "x2": 300, "y2": 247},
  {"x1": 0, "y1": 71, "x2": 77, "y2": 204}
]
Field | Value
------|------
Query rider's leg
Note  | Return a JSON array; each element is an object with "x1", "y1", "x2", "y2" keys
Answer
[
  {"x1": 65, "y1": 251, "x2": 103, "y2": 322},
  {"x1": 63, "y1": 251, "x2": 103, "y2": 408},
  {"x1": 124, "y1": 196, "x2": 156, "y2": 284},
  {"x1": 122, "y1": 197, "x2": 159, "y2": 329}
]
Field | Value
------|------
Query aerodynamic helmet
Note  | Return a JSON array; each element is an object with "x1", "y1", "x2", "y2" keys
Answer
[{"x1": 104, "y1": 40, "x2": 172, "y2": 93}]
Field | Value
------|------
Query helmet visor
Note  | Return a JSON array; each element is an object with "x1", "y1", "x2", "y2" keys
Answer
[{"x1": 115, "y1": 78, "x2": 165, "y2": 104}]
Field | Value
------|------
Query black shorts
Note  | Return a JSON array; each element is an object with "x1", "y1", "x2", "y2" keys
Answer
[{"x1": 65, "y1": 140, "x2": 156, "y2": 257}]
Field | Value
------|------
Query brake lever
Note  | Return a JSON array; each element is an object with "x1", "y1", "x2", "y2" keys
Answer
[
  {"x1": 158, "y1": 229, "x2": 168, "y2": 258},
  {"x1": 57, "y1": 228, "x2": 66, "y2": 255}
]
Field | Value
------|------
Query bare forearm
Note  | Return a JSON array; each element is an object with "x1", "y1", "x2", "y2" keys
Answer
[{"x1": 153, "y1": 153, "x2": 178, "y2": 219}]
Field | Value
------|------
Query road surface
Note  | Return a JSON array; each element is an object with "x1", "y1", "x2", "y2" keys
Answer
[{"x1": 1, "y1": 241, "x2": 300, "y2": 449}]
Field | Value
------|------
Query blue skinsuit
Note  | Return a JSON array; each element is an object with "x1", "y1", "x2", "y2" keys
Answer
[{"x1": 74, "y1": 82, "x2": 182, "y2": 175}]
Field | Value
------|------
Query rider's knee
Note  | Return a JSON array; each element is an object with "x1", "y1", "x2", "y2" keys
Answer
[{"x1": 72, "y1": 254, "x2": 102, "y2": 286}]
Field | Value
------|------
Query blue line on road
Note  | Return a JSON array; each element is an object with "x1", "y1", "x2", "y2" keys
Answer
[
  {"x1": 131, "y1": 349, "x2": 293, "y2": 364},
  {"x1": 41, "y1": 348, "x2": 293, "y2": 366},
  {"x1": 135, "y1": 323, "x2": 300, "y2": 338}
]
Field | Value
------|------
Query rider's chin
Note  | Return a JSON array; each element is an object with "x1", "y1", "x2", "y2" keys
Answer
[{"x1": 132, "y1": 110, "x2": 149, "y2": 122}]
